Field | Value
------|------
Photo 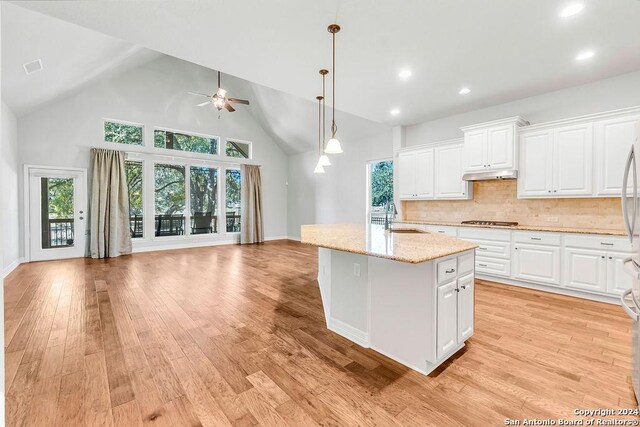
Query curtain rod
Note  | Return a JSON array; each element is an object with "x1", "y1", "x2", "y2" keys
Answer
[{"x1": 90, "y1": 146, "x2": 260, "y2": 167}]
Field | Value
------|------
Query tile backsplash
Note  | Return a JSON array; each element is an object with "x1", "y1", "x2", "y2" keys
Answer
[{"x1": 402, "y1": 180, "x2": 624, "y2": 231}]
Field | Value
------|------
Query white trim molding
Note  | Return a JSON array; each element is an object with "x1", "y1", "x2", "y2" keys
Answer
[{"x1": 2, "y1": 257, "x2": 25, "y2": 279}]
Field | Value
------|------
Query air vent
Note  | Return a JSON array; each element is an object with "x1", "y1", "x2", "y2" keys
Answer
[{"x1": 23, "y1": 59, "x2": 43, "y2": 75}]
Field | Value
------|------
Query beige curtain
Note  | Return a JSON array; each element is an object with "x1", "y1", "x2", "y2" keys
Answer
[
  {"x1": 240, "y1": 164, "x2": 264, "y2": 244},
  {"x1": 90, "y1": 148, "x2": 132, "y2": 258}
]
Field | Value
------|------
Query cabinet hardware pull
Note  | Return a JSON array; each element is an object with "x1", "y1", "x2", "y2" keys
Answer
[
  {"x1": 438, "y1": 231, "x2": 445, "y2": 233},
  {"x1": 530, "y1": 237, "x2": 542, "y2": 241},
  {"x1": 553, "y1": 190, "x2": 557, "y2": 193},
  {"x1": 455, "y1": 288, "x2": 460, "y2": 292},
  {"x1": 600, "y1": 242, "x2": 614, "y2": 246},
  {"x1": 445, "y1": 268, "x2": 455, "y2": 274},
  {"x1": 478, "y1": 247, "x2": 488, "y2": 250},
  {"x1": 601, "y1": 256, "x2": 605, "y2": 259},
  {"x1": 478, "y1": 263, "x2": 488, "y2": 267},
  {"x1": 461, "y1": 285, "x2": 467, "y2": 290},
  {"x1": 609, "y1": 256, "x2": 613, "y2": 260}
]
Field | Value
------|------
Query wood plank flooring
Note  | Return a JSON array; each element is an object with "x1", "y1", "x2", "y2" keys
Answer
[{"x1": 4, "y1": 240, "x2": 638, "y2": 426}]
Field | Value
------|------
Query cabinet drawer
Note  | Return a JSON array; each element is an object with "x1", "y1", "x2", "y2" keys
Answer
[
  {"x1": 564, "y1": 234, "x2": 631, "y2": 252},
  {"x1": 437, "y1": 258, "x2": 458, "y2": 284},
  {"x1": 513, "y1": 231, "x2": 561, "y2": 246},
  {"x1": 472, "y1": 239, "x2": 511, "y2": 259},
  {"x1": 426, "y1": 225, "x2": 458, "y2": 237},
  {"x1": 458, "y1": 252, "x2": 474, "y2": 276},
  {"x1": 458, "y1": 227, "x2": 511, "y2": 242},
  {"x1": 475, "y1": 257, "x2": 511, "y2": 277}
]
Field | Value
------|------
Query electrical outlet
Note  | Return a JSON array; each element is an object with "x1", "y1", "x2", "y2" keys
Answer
[
  {"x1": 353, "y1": 263, "x2": 361, "y2": 277},
  {"x1": 547, "y1": 216, "x2": 559, "y2": 223}
]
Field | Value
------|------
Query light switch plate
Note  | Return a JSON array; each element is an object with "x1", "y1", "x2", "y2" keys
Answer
[{"x1": 353, "y1": 263, "x2": 361, "y2": 277}]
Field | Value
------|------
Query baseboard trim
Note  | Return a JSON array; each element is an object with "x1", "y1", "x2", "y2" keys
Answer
[
  {"x1": 328, "y1": 318, "x2": 369, "y2": 348},
  {"x1": 477, "y1": 274, "x2": 620, "y2": 305},
  {"x1": 2, "y1": 257, "x2": 25, "y2": 279}
]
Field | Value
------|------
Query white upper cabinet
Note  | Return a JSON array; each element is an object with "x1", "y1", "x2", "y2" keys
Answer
[
  {"x1": 518, "y1": 130, "x2": 554, "y2": 197},
  {"x1": 518, "y1": 107, "x2": 639, "y2": 199},
  {"x1": 398, "y1": 151, "x2": 417, "y2": 199},
  {"x1": 553, "y1": 123, "x2": 593, "y2": 197},
  {"x1": 435, "y1": 144, "x2": 471, "y2": 199},
  {"x1": 461, "y1": 117, "x2": 528, "y2": 174},
  {"x1": 594, "y1": 115, "x2": 639, "y2": 196},
  {"x1": 397, "y1": 141, "x2": 471, "y2": 201},
  {"x1": 414, "y1": 148, "x2": 435, "y2": 198}
]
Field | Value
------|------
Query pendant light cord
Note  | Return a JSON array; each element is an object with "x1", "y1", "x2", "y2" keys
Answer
[
  {"x1": 322, "y1": 73, "x2": 326, "y2": 148},
  {"x1": 331, "y1": 31, "x2": 338, "y2": 138}
]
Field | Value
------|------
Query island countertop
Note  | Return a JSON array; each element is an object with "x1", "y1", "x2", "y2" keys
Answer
[{"x1": 300, "y1": 224, "x2": 478, "y2": 264}]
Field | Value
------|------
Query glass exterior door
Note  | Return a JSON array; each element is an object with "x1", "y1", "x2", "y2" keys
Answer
[{"x1": 28, "y1": 168, "x2": 87, "y2": 261}]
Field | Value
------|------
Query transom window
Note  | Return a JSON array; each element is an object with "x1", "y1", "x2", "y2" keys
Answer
[
  {"x1": 104, "y1": 120, "x2": 143, "y2": 145},
  {"x1": 154, "y1": 129, "x2": 218, "y2": 155},
  {"x1": 225, "y1": 140, "x2": 251, "y2": 159}
]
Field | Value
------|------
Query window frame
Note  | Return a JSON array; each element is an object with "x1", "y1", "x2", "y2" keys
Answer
[
  {"x1": 153, "y1": 126, "x2": 220, "y2": 156},
  {"x1": 103, "y1": 118, "x2": 145, "y2": 146},
  {"x1": 366, "y1": 158, "x2": 394, "y2": 226},
  {"x1": 223, "y1": 166, "x2": 242, "y2": 235},
  {"x1": 152, "y1": 161, "x2": 189, "y2": 239},
  {"x1": 224, "y1": 138, "x2": 252, "y2": 160}
]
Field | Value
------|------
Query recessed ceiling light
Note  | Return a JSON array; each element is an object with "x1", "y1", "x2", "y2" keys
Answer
[
  {"x1": 458, "y1": 87, "x2": 471, "y2": 95},
  {"x1": 575, "y1": 50, "x2": 595, "y2": 61},
  {"x1": 23, "y1": 59, "x2": 43, "y2": 75},
  {"x1": 398, "y1": 69, "x2": 412, "y2": 80},
  {"x1": 560, "y1": 3, "x2": 584, "y2": 18},
  {"x1": 390, "y1": 108, "x2": 400, "y2": 116}
]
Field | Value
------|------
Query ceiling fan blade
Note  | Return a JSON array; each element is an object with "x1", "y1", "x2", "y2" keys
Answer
[
  {"x1": 228, "y1": 98, "x2": 250, "y2": 105},
  {"x1": 196, "y1": 101, "x2": 212, "y2": 107},
  {"x1": 188, "y1": 91, "x2": 213, "y2": 98},
  {"x1": 224, "y1": 102, "x2": 236, "y2": 112}
]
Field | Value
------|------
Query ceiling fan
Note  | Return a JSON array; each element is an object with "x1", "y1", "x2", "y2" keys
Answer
[{"x1": 188, "y1": 71, "x2": 250, "y2": 112}]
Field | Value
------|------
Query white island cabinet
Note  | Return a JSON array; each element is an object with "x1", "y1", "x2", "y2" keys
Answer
[{"x1": 301, "y1": 224, "x2": 477, "y2": 375}]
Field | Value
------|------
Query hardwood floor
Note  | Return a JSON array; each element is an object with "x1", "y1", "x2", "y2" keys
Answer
[{"x1": 4, "y1": 240, "x2": 638, "y2": 426}]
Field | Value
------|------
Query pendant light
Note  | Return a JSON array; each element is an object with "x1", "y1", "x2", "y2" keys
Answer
[
  {"x1": 314, "y1": 95, "x2": 326, "y2": 174},
  {"x1": 325, "y1": 24, "x2": 343, "y2": 154},
  {"x1": 318, "y1": 69, "x2": 331, "y2": 166}
]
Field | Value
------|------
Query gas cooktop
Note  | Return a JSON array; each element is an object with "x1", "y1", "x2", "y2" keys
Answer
[{"x1": 461, "y1": 220, "x2": 519, "y2": 227}]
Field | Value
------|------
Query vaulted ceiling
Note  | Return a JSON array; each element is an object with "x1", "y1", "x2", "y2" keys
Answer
[{"x1": 13, "y1": 0, "x2": 640, "y2": 126}]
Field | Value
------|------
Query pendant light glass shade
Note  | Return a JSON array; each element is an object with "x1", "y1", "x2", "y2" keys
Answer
[
  {"x1": 318, "y1": 154, "x2": 331, "y2": 166},
  {"x1": 325, "y1": 137, "x2": 342, "y2": 154},
  {"x1": 314, "y1": 159, "x2": 325, "y2": 174}
]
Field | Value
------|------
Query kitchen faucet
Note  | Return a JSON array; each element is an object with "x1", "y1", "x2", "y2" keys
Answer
[{"x1": 384, "y1": 201, "x2": 397, "y2": 230}]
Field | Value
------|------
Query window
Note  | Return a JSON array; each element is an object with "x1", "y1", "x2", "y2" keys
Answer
[
  {"x1": 190, "y1": 167, "x2": 218, "y2": 234},
  {"x1": 104, "y1": 120, "x2": 143, "y2": 145},
  {"x1": 225, "y1": 140, "x2": 251, "y2": 159},
  {"x1": 154, "y1": 164, "x2": 186, "y2": 236},
  {"x1": 154, "y1": 129, "x2": 218, "y2": 155},
  {"x1": 41, "y1": 177, "x2": 75, "y2": 248},
  {"x1": 126, "y1": 161, "x2": 144, "y2": 238},
  {"x1": 368, "y1": 160, "x2": 394, "y2": 225},
  {"x1": 225, "y1": 169, "x2": 241, "y2": 232}
]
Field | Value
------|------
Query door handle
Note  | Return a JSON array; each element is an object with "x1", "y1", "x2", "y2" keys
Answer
[
  {"x1": 621, "y1": 145, "x2": 637, "y2": 243},
  {"x1": 621, "y1": 288, "x2": 639, "y2": 322}
]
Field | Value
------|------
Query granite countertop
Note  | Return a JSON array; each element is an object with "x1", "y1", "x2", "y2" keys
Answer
[
  {"x1": 300, "y1": 224, "x2": 478, "y2": 264},
  {"x1": 395, "y1": 220, "x2": 626, "y2": 236}
]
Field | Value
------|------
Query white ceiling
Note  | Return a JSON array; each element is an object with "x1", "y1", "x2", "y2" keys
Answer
[
  {"x1": 1, "y1": 2, "x2": 164, "y2": 116},
  {"x1": 12, "y1": 0, "x2": 640, "y2": 126},
  {"x1": 1, "y1": 3, "x2": 388, "y2": 153}
]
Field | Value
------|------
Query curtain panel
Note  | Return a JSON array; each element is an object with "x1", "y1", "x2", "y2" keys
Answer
[
  {"x1": 240, "y1": 164, "x2": 264, "y2": 244},
  {"x1": 90, "y1": 148, "x2": 132, "y2": 258}
]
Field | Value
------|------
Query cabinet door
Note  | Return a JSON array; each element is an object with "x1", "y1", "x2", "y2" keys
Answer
[
  {"x1": 607, "y1": 253, "x2": 634, "y2": 295},
  {"x1": 553, "y1": 124, "x2": 593, "y2": 196},
  {"x1": 398, "y1": 152, "x2": 416, "y2": 199},
  {"x1": 564, "y1": 248, "x2": 607, "y2": 293},
  {"x1": 594, "y1": 116, "x2": 639, "y2": 196},
  {"x1": 518, "y1": 130, "x2": 553, "y2": 197},
  {"x1": 437, "y1": 281, "x2": 458, "y2": 360},
  {"x1": 487, "y1": 125, "x2": 514, "y2": 170},
  {"x1": 513, "y1": 244, "x2": 561, "y2": 286},
  {"x1": 435, "y1": 144, "x2": 469, "y2": 199},
  {"x1": 463, "y1": 129, "x2": 487, "y2": 172},
  {"x1": 457, "y1": 274, "x2": 474, "y2": 343},
  {"x1": 414, "y1": 149, "x2": 434, "y2": 198}
]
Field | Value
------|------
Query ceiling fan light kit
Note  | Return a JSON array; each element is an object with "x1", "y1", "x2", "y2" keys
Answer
[{"x1": 188, "y1": 71, "x2": 250, "y2": 115}]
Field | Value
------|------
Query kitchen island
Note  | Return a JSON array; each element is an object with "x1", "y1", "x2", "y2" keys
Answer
[{"x1": 301, "y1": 223, "x2": 478, "y2": 374}]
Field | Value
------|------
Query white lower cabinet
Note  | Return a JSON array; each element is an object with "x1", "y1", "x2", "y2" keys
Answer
[
  {"x1": 564, "y1": 248, "x2": 607, "y2": 293},
  {"x1": 436, "y1": 281, "x2": 458, "y2": 359},
  {"x1": 512, "y1": 243, "x2": 561, "y2": 286},
  {"x1": 475, "y1": 257, "x2": 511, "y2": 277},
  {"x1": 457, "y1": 274, "x2": 474, "y2": 343},
  {"x1": 607, "y1": 253, "x2": 634, "y2": 295}
]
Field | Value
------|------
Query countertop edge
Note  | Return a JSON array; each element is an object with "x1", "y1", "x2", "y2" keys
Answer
[{"x1": 395, "y1": 220, "x2": 626, "y2": 236}]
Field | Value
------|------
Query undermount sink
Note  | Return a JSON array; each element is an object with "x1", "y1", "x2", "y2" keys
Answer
[{"x1": 389, "y1": 228, "x2": 426, "y2": 234}]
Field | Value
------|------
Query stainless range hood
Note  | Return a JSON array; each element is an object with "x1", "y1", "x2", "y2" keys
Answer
[{"x1": 462, "y1": 169, "x2": 518, "y2": 181}]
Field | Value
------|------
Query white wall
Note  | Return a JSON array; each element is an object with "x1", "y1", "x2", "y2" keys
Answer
[
  {"x1": 287, "y1": 131, "x2": 394, "y2": 239},
  {"x1": 405, "y1": 70, "x2": 640, "y2": 146},
  {"x1": 17, "y1": 55, "x2": 290, "y2": 253},
  {"x1": 1, "y1": 100, "x2": 20, "y2": 275}
]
